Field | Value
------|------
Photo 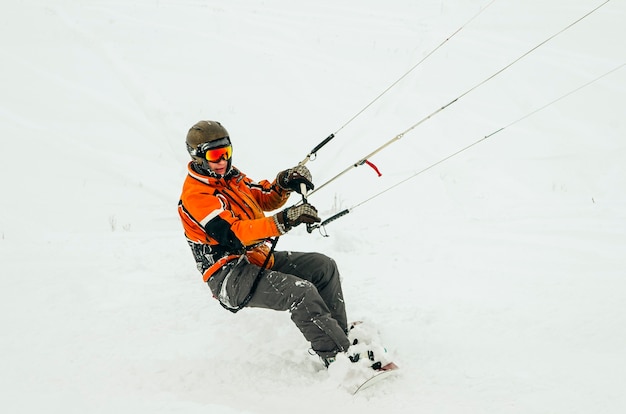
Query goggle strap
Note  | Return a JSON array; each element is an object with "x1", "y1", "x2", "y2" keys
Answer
[{"x1": 199, "y1": 137, "x2": 230, "y2": 152}]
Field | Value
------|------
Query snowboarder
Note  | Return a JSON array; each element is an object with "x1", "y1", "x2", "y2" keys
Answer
[{"x1": 178, "y1": 120, "x2": 351, "y2": 365}]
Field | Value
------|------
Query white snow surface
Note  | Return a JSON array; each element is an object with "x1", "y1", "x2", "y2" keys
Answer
[{"x1": 2, "y1": 0, "x2": 626, "y2": 412}]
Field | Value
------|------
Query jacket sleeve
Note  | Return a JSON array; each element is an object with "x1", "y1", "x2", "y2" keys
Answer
[
  {"x1": 245, "y1": 178, "x2": 291, "y2": 212},
  {"x1": 181, "y1": 189, "x2": 282, "y2": 248}
]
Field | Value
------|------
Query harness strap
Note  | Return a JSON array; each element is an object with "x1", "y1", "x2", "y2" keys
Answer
[
  {"x1": 220, "y1": 237, "x2": 280, "y2": 313},
  {"x1": 202, "y1": 254, "x2": 240, "y2": 282}
]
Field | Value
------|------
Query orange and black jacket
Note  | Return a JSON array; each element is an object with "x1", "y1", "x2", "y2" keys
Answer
[{"x1": 178, "y1": 162, "x2": 291, "y2": 282}]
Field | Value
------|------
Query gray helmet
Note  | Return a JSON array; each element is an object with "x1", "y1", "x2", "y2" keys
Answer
[
  {"x1": 185, "y1": 120, "x2": 235, "y2": 177},
  {"x1": 186, "y1": 120, "x2": 230, "y2": 164}
]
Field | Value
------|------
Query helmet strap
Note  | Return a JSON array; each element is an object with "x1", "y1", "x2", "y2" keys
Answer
[{"x1": 194, "y1": 158, "x2": 235, "y2": 179}]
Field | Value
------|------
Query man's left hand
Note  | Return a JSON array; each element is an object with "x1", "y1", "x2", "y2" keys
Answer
[{"x1": 276, "y1": 165, "x2": 314, "y2": 194}]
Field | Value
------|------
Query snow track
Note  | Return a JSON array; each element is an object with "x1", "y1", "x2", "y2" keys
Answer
[{"x1": 1, "y1": 1, "x2": 625, "y2": 413}]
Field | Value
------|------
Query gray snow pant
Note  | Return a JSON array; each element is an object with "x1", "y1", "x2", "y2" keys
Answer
[{"x1": 207, "y1": 251, "x2": 350, "y2": 358}]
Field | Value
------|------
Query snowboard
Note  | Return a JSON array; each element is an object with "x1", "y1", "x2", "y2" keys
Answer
[{"x1": 352, "y1": 362, "x2": 399, "y2": 394}]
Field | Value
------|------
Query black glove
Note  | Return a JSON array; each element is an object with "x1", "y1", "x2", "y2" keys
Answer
[
  {"x1": 273, "y1": 203, "x2": 321, "y2": 234},
  {"x1": 276, "y1": 165, "x2": 314, "y2": 194}
]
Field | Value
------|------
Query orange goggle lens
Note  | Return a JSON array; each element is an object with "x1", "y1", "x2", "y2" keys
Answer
[{"x1": 204, "y1": 145, "x2": 232, "y2": 163}]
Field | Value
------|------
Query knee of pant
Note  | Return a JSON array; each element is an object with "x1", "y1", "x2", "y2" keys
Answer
[
  {"x1": 305, "y1": 251, "x2": 335, "y2": 272},
  {"x1": 316, "y1": 254, "x2": 339, "y2": 285},
  {"x1": 297, "y1": 279, "x2": 317, "y2": 296},
  {"x1": 290, "y1": 280, "x2": 319, "y2": 310}
]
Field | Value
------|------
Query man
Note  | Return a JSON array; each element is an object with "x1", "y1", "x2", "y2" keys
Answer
[{"x1": 178, "y1": 120, "x2": 351, "y2": 365}]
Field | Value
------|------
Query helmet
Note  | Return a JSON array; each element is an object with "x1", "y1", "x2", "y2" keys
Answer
[
  {"x1": 186, "y1": 120, "x2": 230, "y2": 162},
  {"x1": 186, "y1": 120, "x2": 234, "y2": 176}
]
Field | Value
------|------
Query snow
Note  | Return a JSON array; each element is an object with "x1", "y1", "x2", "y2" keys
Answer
[{"x1": 1, "y1": 0, "x2": 625, "y2": 412}]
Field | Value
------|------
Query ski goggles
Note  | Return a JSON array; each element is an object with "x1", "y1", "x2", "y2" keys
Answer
[
  {"x1": 196, "y1": 138, "x2": 232, "y2": 163},
  {"x1": 202, "y1": 145, "x2": 232, "y2": 163}
]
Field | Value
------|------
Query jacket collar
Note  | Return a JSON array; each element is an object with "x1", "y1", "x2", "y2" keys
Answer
[{"x1": 187, "y1": 162, "x2": 241, "y2": 186}]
